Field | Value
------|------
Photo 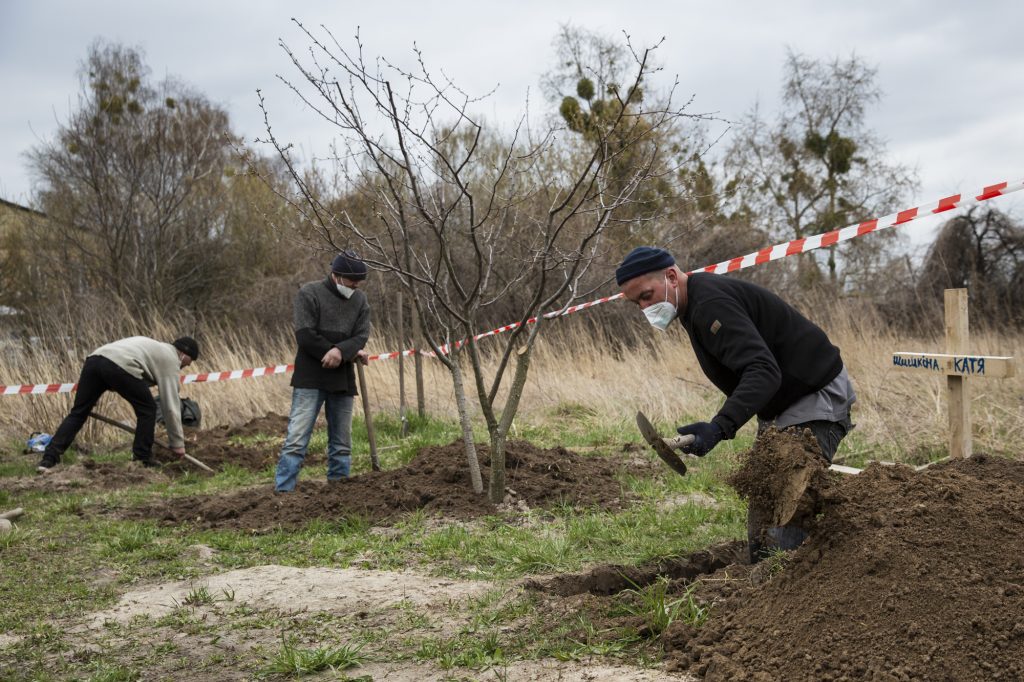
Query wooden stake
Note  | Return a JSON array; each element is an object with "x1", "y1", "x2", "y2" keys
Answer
[
  {"x1": 397, "y1": 288, "x2": 408, "y2": 436},
  {"x1": 413, "y1": 302, "x2": 425, "y2": 418},
  {"x1": 945, "y1": 289, "x2": 971, "y2": 458},
  {"x1": 356, "y1": 362, "x2": 381, "y2": 471}
]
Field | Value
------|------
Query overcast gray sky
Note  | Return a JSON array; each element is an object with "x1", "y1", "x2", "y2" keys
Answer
[{"x1": 2, "y1": 0, "x2": 1021, "y2": 248}]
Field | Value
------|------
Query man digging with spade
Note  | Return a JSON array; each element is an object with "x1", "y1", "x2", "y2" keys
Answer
[
  {"x1": 37, "y1": 336, "x2": 199, "y2": 472},
  {"x1": 617, "y1": 247, "x2": 856, "y2": 560}
]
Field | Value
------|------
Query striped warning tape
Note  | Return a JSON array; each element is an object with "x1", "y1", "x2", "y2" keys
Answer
[{"x1": 3, "y1": 178, "x2": 1020, "y2": 396}]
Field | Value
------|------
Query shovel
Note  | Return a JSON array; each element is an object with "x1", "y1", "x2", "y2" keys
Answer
[
  {"x1": 635, "y1": 411, "x2": 695, "y2": 477},
  {"x1": 89, "y1": 412, "x2": 215, "y2": 473}
]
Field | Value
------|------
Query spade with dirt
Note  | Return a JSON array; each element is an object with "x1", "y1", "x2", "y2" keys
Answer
[
  {"x1": 729, "y1": 428, "x2": 834, "y2": 537},
  {"x1": 635, "y1": 411, "x2": 695, "y2": 476},
  {"x1": 89, "y1": 412, "x2": 215, "y2": 473}
]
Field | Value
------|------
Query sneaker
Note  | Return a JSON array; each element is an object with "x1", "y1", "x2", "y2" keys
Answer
[{"x1": 36, "y1": 456, "x2": 59, "y2": 474}]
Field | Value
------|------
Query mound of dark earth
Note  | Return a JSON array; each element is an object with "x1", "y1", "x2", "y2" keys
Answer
[
  {"x1": 133, "y1": 439, "x2": 641, "y2": 530},
  {"x1": 527, "y1": 431, "x2": 1024, "y2": 681}
]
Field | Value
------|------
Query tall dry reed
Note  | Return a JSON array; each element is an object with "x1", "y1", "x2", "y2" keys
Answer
[{"x1": 3, "y1": 298, "x2": 1021, "y2": 461}]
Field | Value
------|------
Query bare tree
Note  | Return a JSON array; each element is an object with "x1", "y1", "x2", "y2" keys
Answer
[
  {"x1": 27, "y1": 41, "x2": 238, "y2": 320},
  {"x1": 916, "y1": 207, "x2": 1024, "y2": 328},
  {"x1": 724, "y1": 51, "x2": 916, "y2": 290},
  {"x1": 259, "y1": 22, "x2": 701, "y2": 501}
]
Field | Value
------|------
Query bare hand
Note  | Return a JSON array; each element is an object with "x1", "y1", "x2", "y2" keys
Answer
[
  {"x1": 171, "y1": 447, "x2": 186, "y2": 458},
  {"x1": 321, "y1": 347, "x2": 343, "y2": 368},
  {"x1": 356, "y1": 349, "x2": 370, "y2": 366}
]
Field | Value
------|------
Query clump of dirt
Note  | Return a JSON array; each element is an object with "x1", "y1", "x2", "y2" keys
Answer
[
  {"x1": 728, "y1": 427, "x2": 834, "y2": 530},
  {"x1": 664, "y1": 453, "x2": 1024, "y2": 681},
  {"x1": 130, "y1": 439, "x2": 635, "y2": 530},
  {"x1": 525, "y1": 540, "x2": 747, "y2": 597}
]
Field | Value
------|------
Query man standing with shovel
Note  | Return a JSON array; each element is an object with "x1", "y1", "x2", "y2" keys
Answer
[
  {"x1": 617, "y1": 247, "x2": 855, "y2": 559},
  {"x1": 274, "y1": 251, "x2": 371, "y2": 492},
  {"x1": 37, "y1": 336, "x2": 199, "y2": 472}
]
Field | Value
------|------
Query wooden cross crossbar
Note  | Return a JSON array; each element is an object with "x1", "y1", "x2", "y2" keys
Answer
[
  {"x1": 892, "y1": 353, "x2": 1015, "y2": 379},
  {"x1": 890, "y1": 289, "x2": 1016, "y2": 458}
]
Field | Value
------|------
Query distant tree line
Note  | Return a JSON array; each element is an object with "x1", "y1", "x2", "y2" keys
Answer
[{"x1": 2, "y1": 31, "x2": 1022, "y2": 349}]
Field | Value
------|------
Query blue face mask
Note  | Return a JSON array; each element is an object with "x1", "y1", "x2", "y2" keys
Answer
[{"x1": 643, "y1": 275, "x2": 678, "y2": 331}]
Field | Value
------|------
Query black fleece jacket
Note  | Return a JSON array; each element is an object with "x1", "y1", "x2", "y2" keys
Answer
[
  {"x1": 679, "y1": 273, "x2": 843, "y2": 438},
  {"x1": 291, "y1": 278, "x2": 372, "y2": 393}
]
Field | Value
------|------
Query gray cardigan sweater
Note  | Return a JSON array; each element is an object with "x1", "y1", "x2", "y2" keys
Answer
[
  {"x1": 92, "y1": 336, "x2": 186, "y2": 447},
  {"x1": 291, "y1": 278, "x2": 372, "y2": 393}
]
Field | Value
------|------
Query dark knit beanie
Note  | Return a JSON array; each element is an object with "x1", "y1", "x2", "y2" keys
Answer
[
  {"x1": 172, "y1": 336, "x2": 200, "y2": 361},
  {"x1": 331, "y1": 250, "x2": 368, "y2": 281},
  {"x1": 615, "y1": 247, "x2": 676, "y2": 285}
]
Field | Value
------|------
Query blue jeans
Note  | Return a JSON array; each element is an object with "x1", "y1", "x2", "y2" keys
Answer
[{"x1": 274, "y1": 388, "x2": 354, "y2": 492}]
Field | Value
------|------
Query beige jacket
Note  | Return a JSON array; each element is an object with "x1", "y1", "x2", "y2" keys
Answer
[{"x1": 92, "y1": 336, "x2": 185, "y2": 448}]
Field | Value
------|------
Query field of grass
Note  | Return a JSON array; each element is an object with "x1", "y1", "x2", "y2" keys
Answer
[
  {"x1": 1, "y1": 305, "x2": 1022, "y2": 679},
  {"x1": 0, "y1": 410, "x2": 751, "y2": 680}
]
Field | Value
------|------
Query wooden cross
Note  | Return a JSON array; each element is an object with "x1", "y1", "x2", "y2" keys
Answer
[{"x1": 892, "y1": 288, "x2": 1015, "y2": 458}]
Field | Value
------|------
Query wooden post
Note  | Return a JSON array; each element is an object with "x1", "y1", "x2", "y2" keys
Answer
[
  {"x1": 891, "y1": 288, "x2": 1015, "y2": 460},
  {"x1": 945, "y1": 289, "x2": 970, "y2": 458},
  {"x1": 397, "y1": 288, "x2": 408, "y2": 437},
  {"x1": 413, "y1": 302, "x2": 425, "y2": 418},
  {"x1": 356, "y1": 363, "x2": 381, "y2": 471}
]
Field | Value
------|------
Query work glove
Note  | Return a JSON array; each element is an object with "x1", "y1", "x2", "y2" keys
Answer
[{"x1": 676, "y1": 421, "x2": 724, "y2": 457}]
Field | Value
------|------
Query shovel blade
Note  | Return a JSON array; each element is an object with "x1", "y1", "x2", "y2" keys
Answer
[
  {"x1": 772, "y1": 463, "x2": 815, "y2": 527},
  {"x1": 635, "y1": 411, "x2": 688, "y2": 476}
]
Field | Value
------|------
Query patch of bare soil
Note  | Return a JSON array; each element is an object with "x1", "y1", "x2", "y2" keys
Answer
[
  {"x1": 153, "y1": 413, "x2": 289, "y2": 473},
  {"x1": 525, "y1": 431, "x2": 1024, "y2": 681},
  {"x1": 352, "y1": 660, "x2": 697, "y2": 681},
  {"x1": 87, "y1": 564, "x2": 490, "y2": 626},
  {"x1": 74, "y1": 564, "x2": 697, "y2": 681},
  {"x1": 4, "y1": 459, "x2": 166, "y2": 493},
  {"x1": 129, "y1": 440, "x2": 636, "y2": 530}
]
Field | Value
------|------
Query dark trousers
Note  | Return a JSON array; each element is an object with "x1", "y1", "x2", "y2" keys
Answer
[
  {"x1": 43, "y1": 355, "x2": 157, "y2": 463},
  {"x1": 748, "y1": 417, "x2": 852, "y2": 561}
]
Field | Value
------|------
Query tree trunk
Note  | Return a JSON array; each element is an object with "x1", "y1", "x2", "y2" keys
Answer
[
  {"x1": 450, "y1": 356, "x2": 484, "y2": 494},
  {"x1": 488, "y1": 432, "x2": 506, "y2": 503}
]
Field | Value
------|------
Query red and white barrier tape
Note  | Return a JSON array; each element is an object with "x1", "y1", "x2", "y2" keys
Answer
[
  {"x1": 4, "y1": 178, "x2": 1020, "y2": 396},
  {"x1": 693, "y1": 180, "x2": 1024, "y2": 275}
]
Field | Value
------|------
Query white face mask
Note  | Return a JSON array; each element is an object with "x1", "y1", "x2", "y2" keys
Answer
[
  {"x1": 336, "y1": 284, "x2": 354, "y2": 299},
  {"x1": 643, "y1": 276, "x2": 678, "y2": 331}
]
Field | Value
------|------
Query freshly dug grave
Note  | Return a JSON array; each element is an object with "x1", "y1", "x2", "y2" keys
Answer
[
  {"x1": 672, "y1": 449, "x2": 1024, "y2": 680},
  {"x1": 131, "y1": 439, "x2": 639, "y2": 530},
  {"x1": 525, "y1": 431, "x2": 1024, "y2": 680}
]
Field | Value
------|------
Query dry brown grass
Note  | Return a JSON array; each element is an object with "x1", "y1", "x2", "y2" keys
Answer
[{"x1": 2, "y1": 301, "x2": 1022, "y2": 462}]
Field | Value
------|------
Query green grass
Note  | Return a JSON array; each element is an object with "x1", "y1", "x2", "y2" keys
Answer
[
  {"x1": 0, "y1": 409, "x2": 753, "y2": 679},
  {"x1": 617, "y1": 577, "x2": 712, "y2": 635},
  {"x1": 259, "y1": 633, "x2": 363, "y2": 677}
]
